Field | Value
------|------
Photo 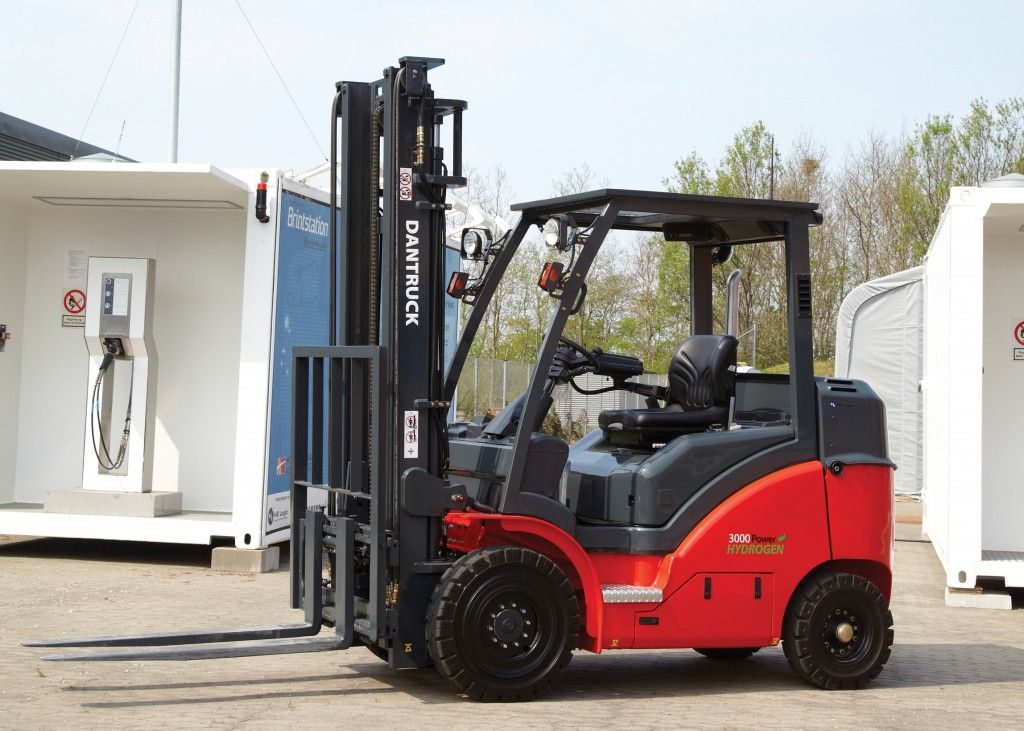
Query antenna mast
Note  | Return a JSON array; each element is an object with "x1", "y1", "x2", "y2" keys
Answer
[{"x1": 168, "y1": 0, "x2": 182, "y2": 162}]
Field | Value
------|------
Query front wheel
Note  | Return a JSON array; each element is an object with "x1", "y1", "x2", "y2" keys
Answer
[
  {"x1": 783, "y1": 571, "x2": 893, "y2": 690},
  {"x1": 426, "y1": 546, "x2": 579, "y2": 702}
]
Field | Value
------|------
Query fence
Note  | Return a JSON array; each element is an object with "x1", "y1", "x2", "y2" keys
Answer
[{"x1": 455, "y1": 358, "x2": 668, "y2": 439}]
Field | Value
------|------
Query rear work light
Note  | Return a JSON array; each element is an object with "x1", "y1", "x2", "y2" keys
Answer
[{"x1": 537, "y1": 261, "x2": 564, "y2": 292}]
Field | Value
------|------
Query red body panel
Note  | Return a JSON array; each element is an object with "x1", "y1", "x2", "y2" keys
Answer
[
  {"x1": 823, "y1": 463, "x2": 895, "y2": 598},
  {"x1": 444, "y1": 511, "x2": 606, "y2": 645},
  {"x1": 443, "y1": 460, "x2": 893, "y2": 653}
]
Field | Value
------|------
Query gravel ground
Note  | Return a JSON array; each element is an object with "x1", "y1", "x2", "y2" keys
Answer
[{"x1": 2, "y1": 529, "x2": 1023, "y2": 730}]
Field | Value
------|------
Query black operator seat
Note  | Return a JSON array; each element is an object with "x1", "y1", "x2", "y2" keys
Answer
[{"x1": 598, "y1": 334, "x2": 738, "y2": 447}]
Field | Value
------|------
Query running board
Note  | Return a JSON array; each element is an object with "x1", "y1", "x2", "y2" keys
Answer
[
  {"x1": 39, "y1": 636, "x2": 347, "y2": 662},
  {"x1": 601, "y1": 584, "x2": 663, "y2": 603},
  {"x1": 23, "y1": 622, "x2": 318, "y2": 649}
]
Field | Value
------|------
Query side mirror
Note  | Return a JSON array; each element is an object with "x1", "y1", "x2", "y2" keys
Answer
[
  {"x1": 711, "y1": 244, "x2": 733, "y2": 265},
  {"x1": 460, "y1": 227, "x2": 493, "y2": 260}
]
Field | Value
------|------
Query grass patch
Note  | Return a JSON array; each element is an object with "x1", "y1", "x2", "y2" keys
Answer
[{"x1": 758, "y1": 359, "x2": 834, "y2": 377}]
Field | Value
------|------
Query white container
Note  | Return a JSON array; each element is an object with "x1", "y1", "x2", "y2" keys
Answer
[
  {"x1": 0, "y1": 162, "x2": 331, "y2": 549},
  {"x1": 922, "y1": 175, "x2": 1024, "y2": 591}
]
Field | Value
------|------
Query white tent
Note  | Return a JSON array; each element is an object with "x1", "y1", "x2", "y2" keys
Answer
[{"x1": 834, "y1": 266, "x2": 924, "y2": 497}]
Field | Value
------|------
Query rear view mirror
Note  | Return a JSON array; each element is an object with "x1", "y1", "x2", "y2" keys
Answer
[{"x1": 711, "y1": 244, "x2": 733, "y2": 265}]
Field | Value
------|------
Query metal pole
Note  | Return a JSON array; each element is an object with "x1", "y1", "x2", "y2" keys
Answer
[
  {"x1": 725, "y1": 269, "x2": 742, "y2": 336},
  {"x1": 168, "y1": 0, "x2": 182, "y2": 162},
  {"x1": 752, "y1": 324, "x2": 758, "y2": 368},
  {"x1": 501, "y1": 360, "x2": 508, "y2": 406},
  {"x1": 472, "y1": 358, "x2": 479, "y2": 415}
]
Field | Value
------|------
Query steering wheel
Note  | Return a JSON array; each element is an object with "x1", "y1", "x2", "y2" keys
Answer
[{"x1": 556, "y1": 335, "x2": 599, "y2": 370}]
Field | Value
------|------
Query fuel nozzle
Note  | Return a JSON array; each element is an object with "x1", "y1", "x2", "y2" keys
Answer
[{"x1": 99, "y1": 338, "x2": 125, "y2": 372}]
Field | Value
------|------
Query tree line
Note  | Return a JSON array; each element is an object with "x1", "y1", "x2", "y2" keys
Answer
[{"x1": 460, "y1": 98, "x2": 1024, "y2": 374}]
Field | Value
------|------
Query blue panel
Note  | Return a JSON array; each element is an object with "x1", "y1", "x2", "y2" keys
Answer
[
  {"x1": 265, "y1": 189, "x2": 335, "y2": 535},
  {"x1": 444, "y1": 247, "x2": 460, "y2": 423},
  {"x1": 444, "y1": 247, "x2": 461, "y2": 370}
]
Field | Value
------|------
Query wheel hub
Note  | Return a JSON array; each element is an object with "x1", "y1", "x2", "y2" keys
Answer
[
  {"x1": 482, "y1": 597, "x2": 537, "y2": 651},
  {"x1": 492, "y1": 608, "x2": 525, "y2": 643},
  {"x1": 821, "y1": 607, "x2": 864, "y2": 661}
]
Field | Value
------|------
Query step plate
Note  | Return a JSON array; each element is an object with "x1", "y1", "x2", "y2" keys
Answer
[{"x1": 601, "y1": 584, "x2": 663, "y2": 604}]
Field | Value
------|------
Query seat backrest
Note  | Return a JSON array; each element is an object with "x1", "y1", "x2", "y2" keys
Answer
[{"x1": 667, "y1": 335, "x2": 738, "y2": 411}]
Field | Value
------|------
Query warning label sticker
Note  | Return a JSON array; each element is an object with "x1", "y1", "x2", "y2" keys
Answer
[
  {"x1": 63, "y1": 289, "x2": 86, "y2": 314},
  {"x1": 404, "y1": 410, "x2": 419, "y2": 458},
  {"x1": 62, "y1": 314, "x2": 85, "y2": 328},
  {"x1": 399, "y1": 167, "x2": 413, "y2": 202}
]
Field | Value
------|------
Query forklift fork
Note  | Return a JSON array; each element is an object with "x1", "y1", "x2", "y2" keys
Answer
[{"x1": 23, "y1": 507, "x2": 351, "y2": 662}]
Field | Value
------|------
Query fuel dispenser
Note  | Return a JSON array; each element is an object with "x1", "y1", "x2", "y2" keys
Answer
[{"x1": 81, "y1": 258, "x2": 157, "y2": 493}]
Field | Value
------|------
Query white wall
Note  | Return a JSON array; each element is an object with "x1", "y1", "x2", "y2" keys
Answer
[
  {"x1": 981, "y1": 224, "x2": 1024, "y2": 552},
  {"x1": 12, "y1": 203, "x2": 246, "y2": 511},
  {"x1": 0, "y1": 201, "x2": 28, "y2": 503}
]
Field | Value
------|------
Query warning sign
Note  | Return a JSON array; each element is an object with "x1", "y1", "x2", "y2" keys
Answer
[
  {"x1": 399, "y1": 167, "x2": 413, "y2": 202},
  {"x1": 1015, "y1": 321, "x2": 1024, "y2": 347},
  {"x1": 404, "y1": 410, "x2": 419, "y2": 458},
  {"x1": 62, "y1": 314, "x2": 85, "y2": 328},
  {"x1": 64, "y1": 289, "x2": 86, "y2": 314}
]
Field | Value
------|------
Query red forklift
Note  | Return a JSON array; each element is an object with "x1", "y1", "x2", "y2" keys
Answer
[{"x1": 30, "y1": 56, "x2": 895, "y2": 701}]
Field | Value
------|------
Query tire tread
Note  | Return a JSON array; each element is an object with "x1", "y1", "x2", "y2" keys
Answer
[
  {"x1": 425, "y1": 546, "x2": 579, "y2": 702},
  {"x1": 782, "y1": 570, "x2": 893, "y2": 690}
]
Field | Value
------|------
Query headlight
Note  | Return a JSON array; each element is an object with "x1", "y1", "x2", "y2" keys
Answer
[
  {"x1": 460, "y1": 227, "x2": 492, "y2": 260},
  {"x1": 542, "y1": 215, "x2": 570, "y2": 250}
]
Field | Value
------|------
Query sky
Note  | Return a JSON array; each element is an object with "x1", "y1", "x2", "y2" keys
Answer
[{"x1": 2, "y1": 0, "x2": 1022, "y2": 202}]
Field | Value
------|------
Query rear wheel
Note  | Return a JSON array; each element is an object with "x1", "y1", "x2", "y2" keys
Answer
[
  {"x1": 694, "y1": 647, "x2": 759, "y2": 661},
  {"x1": 783, "y1": 571, "x2": 893, "y2": 690},
  {"x1": 426, "y1": 546, "x2": 579, "y2": 702}
]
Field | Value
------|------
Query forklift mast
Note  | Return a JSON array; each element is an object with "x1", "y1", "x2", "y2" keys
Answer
[{"x1": 291, "y1": 57, "x2": 467, "y2": 668}]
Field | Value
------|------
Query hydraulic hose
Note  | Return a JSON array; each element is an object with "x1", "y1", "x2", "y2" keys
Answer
[{"x1": 90, "y1": 343, "x2": 133, "y2": 471}]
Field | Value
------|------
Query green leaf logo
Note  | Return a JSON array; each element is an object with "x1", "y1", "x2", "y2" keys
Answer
[{"x1": 777, "y1": 534, "x2": 787, "y2": 543}]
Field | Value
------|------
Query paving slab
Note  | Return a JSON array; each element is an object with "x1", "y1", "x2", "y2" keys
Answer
[{"x1": 2, "y1": 534, "x2": 1023, "y2": 729}]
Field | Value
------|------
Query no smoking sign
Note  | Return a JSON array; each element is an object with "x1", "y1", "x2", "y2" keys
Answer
[
  {"x1": 64, "y1": 289, "x2": 86, "y2": 314},
  {"x1": 61, "y1": 288, "x2": 87, "y2": 328},
  {"x1": 1015, "y1": 320, "x2": 1024, "y2": 347}
]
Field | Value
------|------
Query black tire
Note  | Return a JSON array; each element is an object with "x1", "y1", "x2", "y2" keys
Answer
[
  {"x1": 426, "y1": 546, "x2": 579, "y2": 702},
  {"x1": 694, "y1": 647, "x2": 759, "y2": 661},
  {"x1": 783, "y1": 571, "x2": 894, "y2": 690}
]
